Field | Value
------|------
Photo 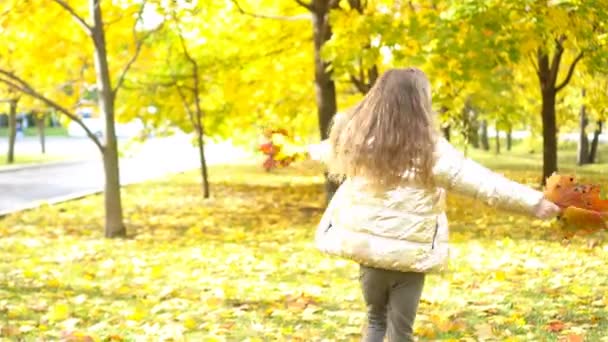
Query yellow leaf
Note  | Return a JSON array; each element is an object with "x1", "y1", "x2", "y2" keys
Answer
[
  {"x1": 48, "y1": 303, "x2": 70, "y2": 322},
  {"x1": 495, "y1": 270, "x2": 506, "y2": 281},
  {"x1": 125, "y1": 306, "x2": 147, "y2": 321},
  {"x1": 46, "y1": 278, "x2": 61, "y2": 288},
  {"x1": 150, "y1": 265, "x2": 164, "y2": 278},
  {"x1": 206, "y1": 297, "x2": 223, "y2": 308},
  {"x1": 415, "y1": 324, "x2": 436, "y2": 338},
  {"x1": 183, "y1": 317, "x2": 198, "y2": 330}
]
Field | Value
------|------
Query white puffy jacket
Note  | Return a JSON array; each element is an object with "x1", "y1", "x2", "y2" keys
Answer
[{"x1": 314, "y1": 138, "x2": 544, "y2": 273}]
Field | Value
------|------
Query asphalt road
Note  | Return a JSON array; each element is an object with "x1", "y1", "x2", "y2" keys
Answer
[{"x1": 0, "y1": 136, "x2": 250, "y2": 215}]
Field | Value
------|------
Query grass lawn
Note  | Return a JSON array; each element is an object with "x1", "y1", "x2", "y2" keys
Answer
[
  {"x1": 1, "y1": 146, "x2": 608, "y2": 341},
  {"x1": 0, "y1": 126, "x2": 68, "y2": 137},
  {"x1": 0, "y1": 153, "x2": 66, "y2": 166}
]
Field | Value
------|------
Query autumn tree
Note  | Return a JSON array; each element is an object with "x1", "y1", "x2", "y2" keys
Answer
[
  {"x1": 0, "y1": 0, "x2": 159, "y2": 237},
  {"x1": 446, "y1": 1, "x2": 608, "y2": 181},
  {"x1": 0, "y1": 94, "x2": 19, "y2": 164}
]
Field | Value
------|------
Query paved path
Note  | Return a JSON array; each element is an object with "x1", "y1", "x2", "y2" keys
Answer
[{"x1": 0, "y1": 135, "x2": 251, "y2": 215}]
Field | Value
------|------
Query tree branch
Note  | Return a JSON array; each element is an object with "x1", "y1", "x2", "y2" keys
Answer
[
  {"x1": 113, "y1": 0, "x2": 160, "y2": 97},
  {"x1": 556, "y1": 51, "x2": 584, "y2": 92},
  {"x1": 232, "y1": 0, "x2": 311, "y2": 20},
  {"x1": 175, "y1": 83, "x2": 198, "y2": 131},
  {"x1": 549, "y1": 36, "x2": 565, "y2": 85},
  {"x1": 51, "y1": 0, "x2": 93, "y2": 35},
  {"x1": 349, "y1": 74, "x2": 367, "y2": 94},
  {"x1": 528, "y1": 52, "x2": 539, "y2": 75},
  {"x1": 0, "y1": 70, "x2": 104, "y2": 152}
]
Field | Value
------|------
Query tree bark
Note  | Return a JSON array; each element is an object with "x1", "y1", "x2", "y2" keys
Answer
[
  {"x1": 495, "y1": 125, "x2": 500, "y2": 155},
  {"x1": 506, "y1": 124, "x2": 512, "y2": 151},
  {"x1": 36, "y1": 112, "x2": 46, "y2": 154},
  {"x1": 577, "y1": 89, "x2": 589, "y2": 165},
  {"x1": 195, "y1": 125, "x2": 210, "y2": 198},
  {"x1": 541, "y1": 88, "x2": 558, "y2": 181},
  {"x1": 7, "y1": 99, "x2": 17, "y2": 164},
  {"x1": 311, "y1": 1, "x2": 337, "y2": 140},
  {"x1": 589, "y1": 120, "x2": 603, "y2": 164},
  {"x1": 535, "y1": 40, "x2": 583, "y2": 183},
  {"x1": 173, "y1": 19, "x2": 210, "y2": 198},
  {"x1": 91, "y1": 0, "x2": 125, "y2": 238},
  {"x1": 311, "y1": 0, "x2": 339, "y2": 201},
  {"x1": 469, "y1": 122, "x2": 479, "y2": 148},
  {"x1": 480, "y1": 120, "x2": 490, "y2": 151},
  {"x1": 191, "y1": 69, "x2": 210, "y2": 198},
  {"x1": 442, "y1": 124, "x2": 451, "y2": 142}
]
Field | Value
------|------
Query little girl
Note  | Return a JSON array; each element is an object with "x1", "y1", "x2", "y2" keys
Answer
[{"x1": 311, "y1": 68, "x2": 560, "y2": 341}]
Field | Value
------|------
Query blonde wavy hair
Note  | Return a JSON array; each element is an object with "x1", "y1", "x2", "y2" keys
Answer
[{"x1": 328, "y1": 67, "x2": 437, "y2": 189}]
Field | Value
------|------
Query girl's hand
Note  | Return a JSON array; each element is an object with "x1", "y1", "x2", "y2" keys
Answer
[{"x1": 534, "y1": 199, "x2": 561, "y2": 220}]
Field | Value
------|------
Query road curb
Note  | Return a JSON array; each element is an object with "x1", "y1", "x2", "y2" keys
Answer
[
  {"x1": 0, "y1": 159, "x2": 94, "y2": 174},
  {"x1": 0, "y1": 166, "x2": 199, "y2": 218},
  {"x1": 0, "y1": 188, "x2": 103, "y2": 217}
]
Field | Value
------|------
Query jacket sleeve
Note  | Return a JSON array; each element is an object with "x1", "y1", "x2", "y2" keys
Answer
[
  {"x1": 432, "y1": 138, "x2": 544, "y2": 216},
  {"x1": 308, "y1": 139, "x2": 331, "y2": 164}
]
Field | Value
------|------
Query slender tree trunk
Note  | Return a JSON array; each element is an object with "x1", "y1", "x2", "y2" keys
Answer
[
  {"x1": 469, "y1": 121, "x2": 479, "y2": 148},
  {"x1": 506, "y1": 125, "x2": 512, "y2": 151},
  {"x1": 480, "y1": 120, "x2": 490, "y2": 151},
  {"x1": 442, "y1": 124, "x2": 451, "y2": 142},
  {"x1": 589, "y1": 120, "x2": 603, "y2": 164},
  {"x1": 541, "y1": 88, "x2": 558, "y2": 181},
  {"x1": 7, "y1": 100, "x2": 17, "y2": 164},
  {"x1": 36, "y1": 112, "x2": 46, "y2": 154},
  {"x1": 91, "y1": 0, "x2": 125, "y2": 238},
  {"x1": 466, "y1": 102, "x2": 479, "y2": 148},
  {"x1": 495, "y1": 125, "x2": 500, "y2": 155},
  {"x1": 577, "y1": 89, "x2": 589, "y2": 165},
  {"x1": 311, "y1": 0, "x2": 339, "y2": 201},
  {"x1": 195, "y1": 125, "x2": 209, "y2": 198},
  {"x1": 192, "y1": 72, "x2": 210, "y2": 198}
]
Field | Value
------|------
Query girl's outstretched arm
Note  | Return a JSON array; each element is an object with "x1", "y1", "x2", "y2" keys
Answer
[
  {"x1": 308, "y1": 139, "x2": 331, "y2": 164},
  {"x1": 433, "y1": 138, "x2": 559, "y2": 218}
]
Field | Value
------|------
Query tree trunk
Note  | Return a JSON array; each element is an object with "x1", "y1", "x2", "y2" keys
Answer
[
  {"x1": 577, "y1": 89, "x2": 589, "y2": 165},
  {"x1": 192, "y1": 73, "x2": 210, "y2": 198},
  {"x1": 312, "y1": 0, "x2": 339, "y2": 201},
  {"x1": 541, "y1": 88, "x2": 558, "y2": 182},
  {"x1": 506, "y1": 125, "x2": 512, "y2": 151},
  {"x1": 495, "y1": 125, "x2": 500, "y2": 155},
  {"x1": 480, "y1": 120, "x2": 490, "y2": 151},
  {"x1": 442, "y1": 124, "x2": 451, "y2": 142},
  {"x1": 91, "y1": 0, "x2": 125, "y2": 238},
  {"x1": 7, "y1": 100, "x2": 17, "y2": 164},
  {"x1": 195, "y1": 126, "x2": 210, "y2": 198},
  {"x1": 36, "y1": 112, "x2": 46, "y2": 154},
  {"x1": 589, "y1": 120, "x2": 603, "y2": 164},
  {"x1": 469, "y1": 121, "x2": 479, "y2": 148},
  {"x1": 535, "y1": 40, "x2": 583, "y2": 183}
]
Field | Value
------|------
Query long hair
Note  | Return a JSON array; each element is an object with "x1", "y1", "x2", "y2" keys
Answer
[{"x1": 328, "y1": 67, "x2": 437, "y2": 189}]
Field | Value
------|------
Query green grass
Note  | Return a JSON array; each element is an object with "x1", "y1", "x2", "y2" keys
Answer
[
  {"x1": 467, "y1": 138, "x2": 608, "y2": 178},
  {"x1": 0, "y1": 126, "x2": 67, "y2": 137},
  {"x1": 1, "y1": 149, "x2": 608, "y2": 340},
  {"x1": 0, "y1": 153, "x2": 66, "y2": 166}
]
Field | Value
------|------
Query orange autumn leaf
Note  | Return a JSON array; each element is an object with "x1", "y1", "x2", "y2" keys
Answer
[
  {"x1": 544, "y1": 174, "x2": 608, "y2": 236},
  {"x1": 546, "y1": 320, "x2": 566, "y2": 332},
  {"x1": 559, "y1": 334, "x2": 584, "y2": 342},
  {"x1": 561, "y1": 207, "x2": 607, "y2": 233}
]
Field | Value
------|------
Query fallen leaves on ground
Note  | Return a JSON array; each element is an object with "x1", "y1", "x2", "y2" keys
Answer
[{"x1": 1, "y1": 163, "x2": 608, "y2": 340}]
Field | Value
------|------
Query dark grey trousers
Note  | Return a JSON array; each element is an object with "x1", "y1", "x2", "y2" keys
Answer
[{"x1": 359, "y1": 265, "x2": 425, "y2": 342}]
